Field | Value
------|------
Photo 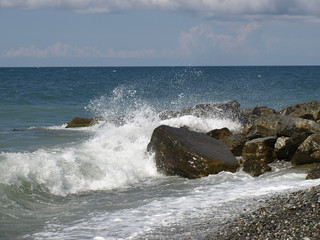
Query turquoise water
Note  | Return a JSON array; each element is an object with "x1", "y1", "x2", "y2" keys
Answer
[{"x1": 0, "y1": 66, "x2": 320, "y2": 239}]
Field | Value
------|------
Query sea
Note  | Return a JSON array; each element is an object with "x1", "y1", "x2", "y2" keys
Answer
[{"x1": 0, "y1": 66, "x2": 320, "y2": 240}]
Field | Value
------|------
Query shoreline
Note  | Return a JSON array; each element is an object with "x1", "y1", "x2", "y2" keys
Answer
[
  {"x1": 210, "y1": 184, "x2": 320, "y2": 240},
  {"x1": 135, "y1": 182, "x2": 320, "y2": 240}
]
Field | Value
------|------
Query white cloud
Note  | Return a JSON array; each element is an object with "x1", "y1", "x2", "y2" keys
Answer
[
  {"x1": 2, "y1": 42, "x2": 156, "y2": 59},
  {"x1": 0, "y1": 0, "x2": 320, "y2": 20},
  {"x1": 178, "y1": 22, "x2": 261, "y2": 55},
  {"x1": 3, "y1": 42, "x2": 100, "y2": 58}
]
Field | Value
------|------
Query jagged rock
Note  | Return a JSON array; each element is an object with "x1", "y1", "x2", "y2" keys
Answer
[
  {"x1": 242, "y1": 159, "x2": 272, "y2": 177},
  {"x1": 277, "y1": 116, "x2": 320, "y2": 139},
  {"x1": 292, "y1": 134, "x2": 320, "y2": 165},
  {"x1": 207, "y1": 127, "x2": 245, "y2": 156},
  {"x1": 280, "y1": 101, "x2": 320, "y2": 121},
  {"x1": 242, "y1": 136, "x2": 277, "y2": 164},
  {"x1": 66, "y1": 117, "x2": 102, "y2": 128},
  {"x1": 207, "y1": 127, "x2": 232, "y2": 138},
  {"x1": 241, "y1": 106, "x2": 280, "y2": 129},
  {"x1": 306, "y1": 164, "x2": 320, "y2": 180},
  {"x1": 246, "y1": 124, "x2": 277, "y2": 140},
  {"x1": 147, "y1": 125, "x2": 239, "y2": 179},
  {"x1": 274, "y1": 136, "x2": 302, "y2": 161},
  {"x1": 158, "y1": 100, "x2": 244, "y2": 122}
]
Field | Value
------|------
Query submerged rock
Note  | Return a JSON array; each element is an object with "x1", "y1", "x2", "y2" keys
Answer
[
  {"x1": 147, "y1": 125, "x2": 239, "y2": 179},
  {"x1": 242, "y1": 159, "x2": 271, "y2": 177},
  {"x1": 291, "y1": 134, "x2": 320, "y2": 165},
  {"x1": 242, "y1": 136, "x2": 277, "y2": 164},
  {"x1": 207, "y1": 127, "x2": 245, "y2": 156},
  {"x1": 66, "y1": 117, "x2": 102, "y2": 128}
]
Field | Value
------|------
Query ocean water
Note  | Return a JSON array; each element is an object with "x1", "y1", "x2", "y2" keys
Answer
[{"x1": 0, "y1": 66, "x2": 320, "y2": 239}]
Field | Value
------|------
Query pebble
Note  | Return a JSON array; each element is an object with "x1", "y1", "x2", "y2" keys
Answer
[{"x1": 210, "y1": 185, "x2": 320, "y2": 240}]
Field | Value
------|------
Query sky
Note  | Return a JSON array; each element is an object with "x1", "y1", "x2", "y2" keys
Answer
[{"x1": 0, "y1": 0, "x2": 320, "y2": 67}]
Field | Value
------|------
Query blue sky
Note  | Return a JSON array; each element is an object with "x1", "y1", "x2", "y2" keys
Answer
[{"x1": 0, "y1": 0, "x2": 320, "y2": 67}]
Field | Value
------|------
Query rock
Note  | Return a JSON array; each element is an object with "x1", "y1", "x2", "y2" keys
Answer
[
  {"x1": 241, "y1": 106, "x2": 280, "y2": 129},
  {"x1": 242, "y1": 159, "x2": 272, "y2": 177},
  {"x1": 66, "y1": 117, "x2": 102, "y2": 128},
  {"x1": 242, "y1": 136, "x2": 277, "y2": 164},
  {"x1": 274, "y1": 136, "x2": 302, "y2": 161},
  {"x1": 158, "y1": 100, "x2": 244, "y2": 122},
  {"x1": 246, "y1": 124, "x2": 277, "y2": 140},
  {"x1": 207, "y1": 127, "x2": 232, "y2": 138},
  {"x1": 147, "y1": 125, "x2": 239, "y2": 179},
  {"x1": 280, "y1": 101, "x2": 320, "y2": 121},
  {"x1": 207, "y1": 128, "x2": 245, "y2": 156},
  {"x1": 306, "y1": 164, "x2": 320, "y2": 179},
  {"x1": 277, "y1": 116, "x2": 320, "y2": 139},
  {"x1": 292, "y1": 134, "x2": 320, "y2": 165}
]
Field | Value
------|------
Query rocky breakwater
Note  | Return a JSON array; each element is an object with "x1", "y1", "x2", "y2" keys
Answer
[
  {"x1": 147, "y1": 100, "x2": 320, "y2": 179},
  {"x1": 238, "y1": 101, "x2": 320, "y2": 177}
]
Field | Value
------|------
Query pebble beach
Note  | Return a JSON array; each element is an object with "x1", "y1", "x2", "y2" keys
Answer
[{"x1": 210, "y1": 185, "x2": 320, "y2": 240}]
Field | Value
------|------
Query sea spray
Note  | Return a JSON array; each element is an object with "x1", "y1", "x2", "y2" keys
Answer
[{"x1": 1, "y1": 66, "x2": 320, "y2": 239}]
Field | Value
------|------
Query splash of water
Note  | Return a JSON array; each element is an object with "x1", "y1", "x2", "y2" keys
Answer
[{"x1": 0, "y1": 85, "x2": 244, "y2": 196}]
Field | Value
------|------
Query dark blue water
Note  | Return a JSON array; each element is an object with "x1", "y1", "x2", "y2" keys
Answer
[{"x1": 0, "y1": 66, "x2": 319, "y2": 240}]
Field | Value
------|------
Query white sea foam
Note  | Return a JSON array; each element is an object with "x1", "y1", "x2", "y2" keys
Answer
[
  {"x1": 160, "y1": 115, "x2": 242, "y2": 132},
  {"x1": 0, "y1": 98, "x2": 244, "y2": 197},
  {"x1": 5, "y1": 93, "x2": 319, "y2": 239},
  {"x1": 31, "y1": 163, "x2": 320, "y2": 240}
]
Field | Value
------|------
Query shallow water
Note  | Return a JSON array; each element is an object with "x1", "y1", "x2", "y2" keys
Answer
[{"x1": 0, "y1": 66, "x2": 319, "y2": 239}]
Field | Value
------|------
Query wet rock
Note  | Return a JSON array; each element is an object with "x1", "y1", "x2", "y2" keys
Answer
[
  {"x1": 292, "y1": 134, "x2": 320, "y2": 165},
  {"x1": 147, "y1": 125, "x2": 239, "y2": 179},
  {"x1": 207, "y1": 127, "x2": 232, "y2": 139},
  {"x1": 242, "y1": 136, "x2": 277, "y2": 164},
  {"x1": 242, "y1": 159, "x2": 271, "y2": 177},
  {"x1": 306, "y1": 164, "x2": 320, "y2": 179},
  {"x1": 66, "y1": 116, "x2": 102, "y2": 128},
  {"x1": 280, "y1": 101, "x2": 320, "y2": 121},
  {"x1": 274, "y1": 136, "x2": 302, "y2": 161},
  {"x1": 277, "y1": 116, "x2": 320, "y2": 139},
  {"x1": 246, "y1": 124, "x2": 277, "y2": 140},
  {"x1": 242, "y1": 106, "x2": 280, "y2": 129},
  {"x1": 158, "y1": 100, "x2": 244, "y2": 122},
  {"x1": 207, "y1": 128, "x2": 245, "y2": 156}
]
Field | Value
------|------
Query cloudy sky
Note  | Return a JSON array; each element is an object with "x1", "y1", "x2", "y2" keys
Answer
[{"x1": 1, "y1": 0, "x2": 320, "y2": 66}]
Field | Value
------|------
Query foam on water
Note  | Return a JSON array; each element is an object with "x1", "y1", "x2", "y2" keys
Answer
[
  {"x1": 0, "y1": 97, "x2": 244, "y2": 197},
  {"x1": 1, "y1": 66, "x2": 320, "y2": 239},
  {"x1": 30, "y1": 162, "x2": 320, "y2": 240}
]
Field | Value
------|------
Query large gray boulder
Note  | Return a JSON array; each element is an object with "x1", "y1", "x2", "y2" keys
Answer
[
  {"x1": 291, "y1": 134, "x2": 320, "y2": 165},
  {"x1": 147, "y1": 125, "x2": 240, "y2": 179}
]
